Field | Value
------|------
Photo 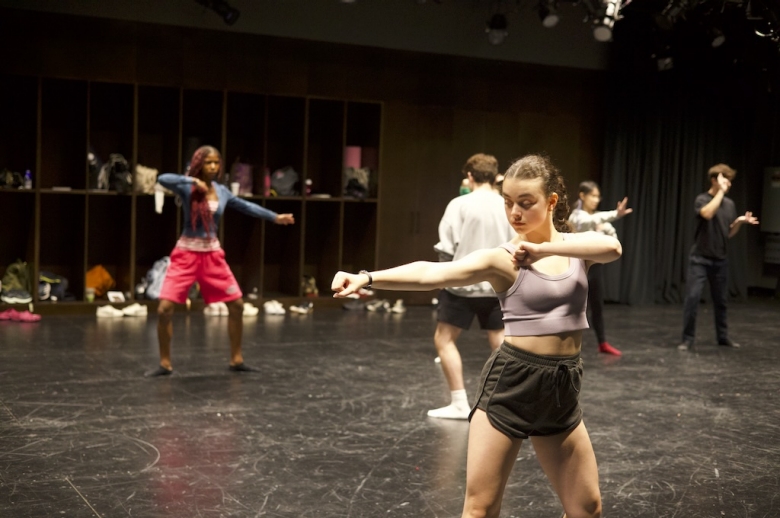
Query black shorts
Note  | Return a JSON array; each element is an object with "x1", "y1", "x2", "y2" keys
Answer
[
  {"x1": 436, "y1": 289, "x2": 503, "y2": 331},
  {"x1": 470, "y1": 342, "x2": 583, "y2": 439}
]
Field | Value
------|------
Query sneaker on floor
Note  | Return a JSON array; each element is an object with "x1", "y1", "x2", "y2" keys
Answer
[
  {"x1": 0, "y1": 309, "x2": 17, "y2": 320},
  {"x1": 427, "y1": 404, "x2": 470, "y2": 420},
  {"x1": 365, "y1": 299, "x2": 387, "y2": 312},
  {"x1": 289, "y1": 301, "x2": 313, "y2": 315},
  {"x1": 357, "y1": 287, "x2": 374, "y2": 297},
  {"x1": 263, "y1": 300, "x2": 286, "y2": 315},
  {"x1": 677, "y1": 341, "x2": 694, "y2": 352},
  {"x1": 204, "y1": 302, "x2": 228, "y2": 316},
  {"x1": 243, "y1": 302, "x2": 259, "y2": 316},
  {"x1": 342, "y1": 300, "x2": 365, "y2": 311},
  {"x1": 12, "y1": 310, "x2": 41, "y2": 322},
  {"x1": 598, "y1": 342, "x2": 622, "y2": 356},
  {"x1": 121, "y1": 303, "x2": 148, "y2": 316},
  {"x1": 96, "y1": 305, "x2": 124, "y2": 318},
  {"x1": 390, "y1": 299, "x2": 406, "y2": 314}
]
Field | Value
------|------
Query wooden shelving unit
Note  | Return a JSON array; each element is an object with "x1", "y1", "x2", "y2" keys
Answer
[{"x1": 0, "y1": 74, "x2": 381, "y2": 307}]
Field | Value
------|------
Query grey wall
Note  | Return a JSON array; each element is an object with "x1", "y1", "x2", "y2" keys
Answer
[{"x1": 1, "y1": 0, "x2": 609, "y2": 70}]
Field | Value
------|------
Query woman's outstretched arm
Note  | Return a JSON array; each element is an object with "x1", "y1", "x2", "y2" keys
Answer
[{"x1": 332, "y1": 248, "x2": 510, "y2": 298}]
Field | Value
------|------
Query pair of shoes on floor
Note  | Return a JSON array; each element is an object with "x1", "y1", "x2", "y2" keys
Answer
[
  {"x1": 263, "y1": 300, "x2": 286, "y2": 315},
  {"x1": 1, "y1": 289, "x2": 33, "y2": 304},
  {"x1": 96, "y1": 304, "x2": 148, "y2": 318},
  {"x1": 204, "y1": 302, "x2": 229, "y2": 316},
  {"x1": 0, "y1": 308, "x2": 41, "y2": 322},
  {"x1": 427, "y1": 403, "x2": 470, "y2": 420},
  {"x1": 242, "y1": 302, "x2": 259, "y2": 316},
  {"x1": 289, "y1": 301, "x2": 313, "y2": 315},
  {"x1": 598, "y1": 342, "x2": 622, "y2": 356},
  {"x1": 366, "y1": 299, "x2": 406, "y2": 313}
]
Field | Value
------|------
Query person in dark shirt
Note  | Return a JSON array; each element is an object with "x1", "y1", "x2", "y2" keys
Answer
[{"x1": 678, "y1": 164, "x2": 759, "y2": 351}]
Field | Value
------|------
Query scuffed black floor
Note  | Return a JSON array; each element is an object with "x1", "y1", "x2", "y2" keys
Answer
[{"x1": 1, "y1": 299, "x2": 778, "y2": 517}]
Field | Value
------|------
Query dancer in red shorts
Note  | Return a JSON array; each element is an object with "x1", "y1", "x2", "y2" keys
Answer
[{"x1": 145, "y1": 145, "x2": 294, "y2": 377}]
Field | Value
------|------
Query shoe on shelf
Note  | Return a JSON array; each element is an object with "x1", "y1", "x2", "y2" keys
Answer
[
  {"x1": 427, "y1": 403, "x2": 470, "y2": 420},
  {"x1": 1, "y1": 289, "x2": 33, "y2": 304},
  {"x1": 121, "y1": 303, "x2": 148, "y2": 316},
  {"x1": 598, "y1": 342, "x2": 622, "y2": 356},
  {"x1": 390, "y1": 299, "x2": 406, "y2": 314},
  {"x1": 243, "y1": 302, "x2": 259, "y2": 316},
  {"x1": 289, "y1": 301, "x2": 313, "y2": 315},
  {"x1": 263, "y1": 300, "x2": 286, "y2": 315},
  {"x1": 677, "y1": 341, "x2": 694, "y2": 352},
  {"x1": 96, "y1": 305, "x2": 124, "y2": 318},
  {"x1": 718, "y1": 339, "x2": 741, "y2": 348}
]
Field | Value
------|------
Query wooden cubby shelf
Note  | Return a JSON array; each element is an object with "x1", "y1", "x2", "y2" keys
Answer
[{"x1": 0, "y1": 73, "x2": 381, "y2": 307}]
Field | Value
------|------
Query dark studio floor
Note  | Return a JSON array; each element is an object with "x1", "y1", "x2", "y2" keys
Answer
[{"x1": 1, "y1": 299, "x2": 779, "y2": 518}]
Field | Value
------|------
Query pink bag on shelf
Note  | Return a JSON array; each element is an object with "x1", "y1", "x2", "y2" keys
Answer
[{"x1": 230, "y1": 162, "x2": 253, "y2": 195}]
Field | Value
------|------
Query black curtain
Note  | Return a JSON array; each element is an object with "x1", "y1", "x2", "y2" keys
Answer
[{"x1": 598, "y1": 14, "x2": 780, "y2": 305}]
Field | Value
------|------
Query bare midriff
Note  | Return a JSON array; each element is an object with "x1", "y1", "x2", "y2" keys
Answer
[{"x1": 504, "y1": 330, "x2": 583, "y2": 357}]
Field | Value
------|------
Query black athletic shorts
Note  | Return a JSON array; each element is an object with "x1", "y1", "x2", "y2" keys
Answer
[
  {"x1": 436, "y1": 289, "x2": 503, "y2": 331},
  {"x1": 469, "y1": 342, "x2": 583, "y2": 439}
]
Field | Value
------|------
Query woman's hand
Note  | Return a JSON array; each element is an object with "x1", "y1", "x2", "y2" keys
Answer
[
  {"x1": 275, "y1": 213, "x2": 295, "y2": 225},
  {"x1": 616, "y1": 197, "x2": 633, "y2": 218},
  {"x1": 512, "y1": 241, "x2": 545, "y2": 269},
  {"x1": 193, "y1": 179, "x2": 208, "y2": 192},
  {"x1": 331, "y1": 271, "x2": 367, "y2": 298}
]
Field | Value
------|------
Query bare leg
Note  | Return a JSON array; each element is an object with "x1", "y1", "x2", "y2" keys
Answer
[
  {"x1": 462, "y1": 409, "x2": 523, "y2": 518},
  {"x1": 226, "y1": 298, "x2": 244, "y2": 366},
  {"x1": 147, "y1": 299, "x2": 175, "y2": 376},
  {"x1": 434, "y1": 321, "x2": 465, "y2": 391},
  {"x1": 531, "y1": 421, "x2": 602, "y2": 518}
]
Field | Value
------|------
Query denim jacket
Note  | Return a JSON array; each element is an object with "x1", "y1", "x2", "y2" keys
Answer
[{"x1": 157, "y1": 173, "x2": 278, "y2": 239}]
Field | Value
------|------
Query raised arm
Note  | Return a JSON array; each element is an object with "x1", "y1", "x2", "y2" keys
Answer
[
  {"x1": 157, "y1": 173, "x2": 195, "y2": 198},
  {"x1": 699, "y1": 174, "x2": 729, "y2": 220},
  {"x1": 512, "y1": 232, "x2": 622, "y2": 269},
  {"x1": 729, "y1": 211, "x2": 759, "y2": 238},
  {"x1": 227, "y1": 193, "x2": 295, "y2": 225},
  {"x1": 332, "y1": 248, "x2": 510, "y2": 298}
]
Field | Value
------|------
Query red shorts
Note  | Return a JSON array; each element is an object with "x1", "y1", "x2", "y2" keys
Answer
[{"x1": 159, "y1": 247, "x2": 242, "y2": 305}]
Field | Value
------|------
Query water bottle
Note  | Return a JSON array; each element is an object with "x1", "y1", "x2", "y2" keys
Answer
[{"x1": 23, "y1": 170, "x2": 32, "y2": 189}]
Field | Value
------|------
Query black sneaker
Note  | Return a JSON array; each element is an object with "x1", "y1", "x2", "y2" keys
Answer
[
  {"x1": 718, "y1": 339, "x2": 741, "y2": 348},
  {"x1": 677, "y1": 341, "x2": 694, "y2": 352},
  {"x1": 1, "y1": 289, "x2": 33, "y2": 304}
]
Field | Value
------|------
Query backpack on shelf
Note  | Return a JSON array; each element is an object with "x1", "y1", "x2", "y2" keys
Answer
[
  {"x1": 97, "y1": 154, "x2": 132, "y2": 193},
  {"x1": 2, "y1": 259, "x2": 31, "y2": 293},
  {"x1": 270, "y1": 166, "x2": 299, "y2": 196}
]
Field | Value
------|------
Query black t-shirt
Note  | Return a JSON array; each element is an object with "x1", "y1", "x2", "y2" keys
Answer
[{"x1": 692, "y1": 192, "x2": 736, "y2": 260}]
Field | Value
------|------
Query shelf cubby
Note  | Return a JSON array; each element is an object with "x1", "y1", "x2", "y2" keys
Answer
[
  {"x1": 38, "y1": 192, "x2": 86, "y2": 300},
  {"x1": 137, "y1": 86, "x2": 181, "y2": 175},
  {"x1": 303, "y1": 201, "x2": 341, "y2": 295},
  {"x1": 262, "y1": 199, "x2": 303, "y2": 297},
  {"x1": 342, "y1": 201, "x2": 377, "y2": 273},
  {"x1": 307, "y1": 99, "x2": 345, "y2": 198},
  {"x1": 41, "y1": 79, "x2": 88, "y2": 190}
]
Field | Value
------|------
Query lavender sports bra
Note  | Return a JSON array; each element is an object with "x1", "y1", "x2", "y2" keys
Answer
[{"x1": 496, "y1": 234, "x2": 589, "y2": 337}]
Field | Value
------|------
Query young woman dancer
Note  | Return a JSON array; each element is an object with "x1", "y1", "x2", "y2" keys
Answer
[
  {"x1": 145, "y1": 145, "x2": 294, "y2": 377},
  {"x1": 569, "y1": 181, "x2": 632, "y2": 356},
  {"x1": 332, "y1": 155, "x2": 621, "y2": 518}
]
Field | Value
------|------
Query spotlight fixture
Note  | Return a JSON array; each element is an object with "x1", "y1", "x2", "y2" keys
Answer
[
  {"x1": 486, "y1": 13, "x2": 509, "y2": 45},
  {"x1": 194, "y1": 0, "x2": 240, "y2": 25},
  {"x1": 593, "y1": 0, "x2": 623, "y2": 42},
  {"x1": 538, "y1": 0, "x2": 560, "y2": 28}
]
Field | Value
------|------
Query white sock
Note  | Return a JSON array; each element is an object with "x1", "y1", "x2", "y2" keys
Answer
[{"x1": 451, "y1": 389, "x2": 469, "y2": 409}]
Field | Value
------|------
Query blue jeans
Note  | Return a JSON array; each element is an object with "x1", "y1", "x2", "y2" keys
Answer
[{"x1": 682, "y1": 254, "x2": 728, "y2": 345}]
